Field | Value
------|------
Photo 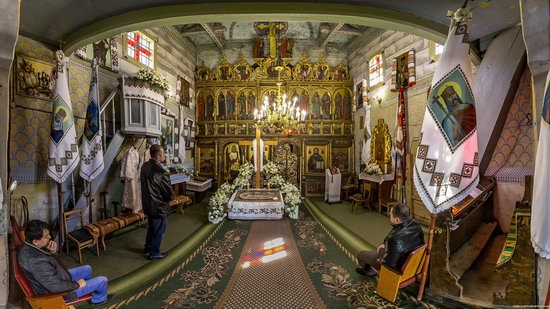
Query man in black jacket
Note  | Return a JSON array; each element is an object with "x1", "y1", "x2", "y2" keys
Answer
[
  {"x1": 141, "y1": 144, "x2": 175, "y2": 260},
  {"x1": 356, "y1": 203, "x2": 424, "y2": 276},
  {"x1": 18, "y1": 220, "x2": 109, "y2": 304}
]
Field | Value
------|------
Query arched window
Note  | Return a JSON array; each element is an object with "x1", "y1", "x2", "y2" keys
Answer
[{"x1": 369, "y1": 53, "x2": 384, "y2": 87}]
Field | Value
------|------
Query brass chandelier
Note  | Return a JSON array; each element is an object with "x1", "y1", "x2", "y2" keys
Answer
[{"x1": 254, "y1": 63, "x2": 307, "y2": 134}]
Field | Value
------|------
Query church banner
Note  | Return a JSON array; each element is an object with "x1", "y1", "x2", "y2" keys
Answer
[
  {"x1": 48, "y1": 51, "x2": 80, "y2": 183},
  {"x1": 413, "y1": 9, "x2": 479, "y2": 214},
  {"x1": 80, "y1": 59, "x2": 104, "y2": 181},
  {"x1": 361, "y1": 104, "x2": 372, "y2": 165},
  {"x1": 532, "y1": 69, "x2": 550, "y2": 259}
]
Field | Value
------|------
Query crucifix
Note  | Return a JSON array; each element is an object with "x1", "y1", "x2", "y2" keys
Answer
[
  {"x1": 239, "y1": 127, "x2": 278, "y2": 188},
  {"x1": 255, "y1": 22, "x2": 287, "y2": 58}
]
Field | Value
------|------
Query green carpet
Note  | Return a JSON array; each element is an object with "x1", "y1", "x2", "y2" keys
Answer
[
  {"x1": 60, "y1": 202, "x2": 209, "y2": 280},
  {"x1": 106, "y1": 204, "x2": 441, "y2": 308}
]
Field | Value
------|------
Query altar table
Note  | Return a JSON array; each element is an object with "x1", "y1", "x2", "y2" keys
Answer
[{"x1": 228, "y1": 189, "x2": 284, "y2": 220}]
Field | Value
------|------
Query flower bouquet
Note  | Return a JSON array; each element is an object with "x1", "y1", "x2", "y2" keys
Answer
[
  {"x1": 136, "y1": 68, "x2": 169, "y2": 92},
  {"x1": 364, "y1": 161, "x2": 383, "y2": 175}
]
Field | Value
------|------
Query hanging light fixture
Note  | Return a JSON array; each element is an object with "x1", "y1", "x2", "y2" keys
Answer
[{"x1": 254, "y1": 58, "x2": 307, "y2": 134}]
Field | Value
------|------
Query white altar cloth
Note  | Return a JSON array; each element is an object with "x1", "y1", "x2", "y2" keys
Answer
[
  {"x1": 325, "y1": 168, "x2": 341, "y2": 203},
  {"x1": 359, "y1": 173, "x2": 394, "y2": 184},
  {"x1": 228, "y1": 189, "x2": 284, "y2": 220}
]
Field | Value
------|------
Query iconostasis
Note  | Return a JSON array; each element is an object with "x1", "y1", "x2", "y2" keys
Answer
[{"x1": 194, "y1": 52, "x2": 354, "y2": 196}]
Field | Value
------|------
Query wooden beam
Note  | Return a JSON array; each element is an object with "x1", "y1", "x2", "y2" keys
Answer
[
  {"x1": 321, "y1": 23, "x2": 344, "y2": 49},
  {"x1": 200, "y1": 23, "x2": 224, "y2": 49}
]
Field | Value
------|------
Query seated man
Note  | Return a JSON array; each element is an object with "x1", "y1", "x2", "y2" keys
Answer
[
  {"x1": 17, "y1": 220, "x2": 109, "y2": 304},
  {"x1": 356, "y1": 203, "x2": 424, "y2": 276}
]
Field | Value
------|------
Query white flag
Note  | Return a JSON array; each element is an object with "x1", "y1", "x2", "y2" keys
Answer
[
  {"x1": 178, "y1": 113, "x2": 186, "y2": 162},
  {"x1": 361, "y1": 104, "x2": 372, "y2": 165},
  {"x1": 532, "y1": 69, "x2": 550, "y2": 259},
  {"x1": 413, "y1": 8, "x2": 479, "y2": 214},
  {"x1": 47, "y1": 51, "x2": 80, "y2": 183},
  {"x1": 80, "y1": 59, "x2": 104, "y2": 181}
]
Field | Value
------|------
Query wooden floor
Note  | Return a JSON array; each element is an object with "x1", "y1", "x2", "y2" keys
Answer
[{"x1": 459, "y1": 233, "x2": 508, "y2": 302}]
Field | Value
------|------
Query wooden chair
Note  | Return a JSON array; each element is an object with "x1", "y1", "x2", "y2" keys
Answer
[
  {"x1": 10, "y1": 216, "x2": 92, "y2": 308},
  {"x1": 376, "y1": 244, "x2": 428, "y2": 303},
  {"x1": 64, "y1": 209, "x2": 99, "y2": 264},
  {"x1": 350, "y1": 182, "x2": 371, "y2": 214},
  {"x1": 341, "y1": 173, "x2": 358, "y2": 200},
  {"x1": 379, "y1": 184, "x2": 398, "y2": 217}
]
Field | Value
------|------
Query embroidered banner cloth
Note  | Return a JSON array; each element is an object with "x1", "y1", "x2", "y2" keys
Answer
[
  {"x1": 47, "y1": 51, "x2": 80, "y2": 183},
  {"x1": 80, "y1": 60, "x2": 104, "y2": 181},
  {"x1": 532, "y1": 69, "x2": 550, "y2": 258},
  {"x1": 413, "y1": 9, "x2": 479, "y2": 213},
  {"x1": 122, "y1": 76, "x2": 165, "y2": 106}
]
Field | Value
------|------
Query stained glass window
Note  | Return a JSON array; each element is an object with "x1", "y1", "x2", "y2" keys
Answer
[
  {"x1": 127, "y1": 31, "x2": 155, "y2": 69},
  {"x1": 369, "y1": 54, "x2": 384, "y2": 87}
]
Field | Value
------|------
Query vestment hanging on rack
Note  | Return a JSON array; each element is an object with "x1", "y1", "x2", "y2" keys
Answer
[{"x1": 121, "y1": 147, "x2": 141, "y2": 213}]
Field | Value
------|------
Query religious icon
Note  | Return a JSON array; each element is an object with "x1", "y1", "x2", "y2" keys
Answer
[
  {"x1": 334, "y1": 92, "x2": 343, "y2": 120},
  {"x1": 332, "y1": 148, "x2": 351, "y2": 173},
  {"x1": 253, "y1": 37, "x2": 265, "y2": 58},
  {"x1": 198, "y1": 147, "x2": 215, "y2": 175},
  {"x1": 205, "y1": 94, "x2": 214, "y2": 120},
  {"x1": 305, "y1": 179, "x2": 324, "y2": 196},
  {"x1": 224, "y1": 143, "x2": 241, "y2": 181},
  {"x1": 311, "y1": 91, "x2": 321, "y2": 119},
  {"x1": 226, "y1": 90, "x2": 236, "y2": 119},
  {"x1": 356, "y1": 82, "x2": 364, "y2": 109},
  {"x1": 322, "y1": 123, "x2": 331, "y2": 135},
  {"x1": 238, "y1": 91, "x2": 247, "y2": 120},
  {"x1": 217, "y1": 92, "x2": 226, "y2": 120},
  {"x1": 321, "y1": 91, "x2": 331, "y2": 119},
  {"x1": 428, "y1": 67, "x2": 476, "y2": 150},
  {"x1": 247, "y1": 90, "x2": 256, "y2": 120},
  {"x1": 161, "y1": 116, "x2": 175, "y2": 157},
  {"x1": 306, "y1": 145, "x2": 327, "y2": 175}
]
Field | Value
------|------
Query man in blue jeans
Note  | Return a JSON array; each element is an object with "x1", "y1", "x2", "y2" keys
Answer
[
  {"x1": 18, "y1": 220, "x2": 109, "y2": 304},
  {"x1": 140, "y1": 144, "x2": 175, "y2": 260}
]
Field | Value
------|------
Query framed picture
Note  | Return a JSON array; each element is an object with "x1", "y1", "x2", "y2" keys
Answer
[
  {"x1": 344, "y1": 123, "x2": 353, "y2": 135},
  {"x1": 15, "y1": 55, "x2": 54, "y2": 100},
  {"x1": 186, "y1": 119, "x2": 194, "y2": 150},
  {"x1": 305, "y1": 178, "x2": 325, "y2": 197},
  {"x1": 332, "y1": 147, "x2": 352, "y2": 173},
  {"x1": 356, "y1": 81, "x2": 364, "y2": 110},
  {"x1": 197, "y1": 146, "x2": 216, "y2": 176},
  {"x1": 333, "y1": 123, "x2": 343, "y2": 135},
  {"x1": 216, "y1": 123, "x2": 226, "y2": 135},
  {"x1": 322, "y1": 123, "x2": 331, "y2": 135},
  {"x1": 177, "y1": 76, "x2": 191, "y2": 108},
  {"x1": 228, "y1": 124, "x2": 236, "y2": 135},
  {"x1": 305, "y1": 144, "x2": 328, "y2": 175},
  {"x1": 161, "y1": 115, "x2": 175, "y2": 158}
]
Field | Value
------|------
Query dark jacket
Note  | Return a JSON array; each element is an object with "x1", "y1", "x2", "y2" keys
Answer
[
  {"x1": 140, "y1": 159, "x2": 175, "y2": 218},
  {"x1": 381, "y1": 219, "x2": 425, "y2": 270},
  {"x1": 17, "y1": 242, "x2": 79, "y2": 301}
]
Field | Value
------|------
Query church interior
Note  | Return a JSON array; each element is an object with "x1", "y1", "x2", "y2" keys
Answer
[{"x1": 1, "y1": 0, "x2": 550, "y2": 308}]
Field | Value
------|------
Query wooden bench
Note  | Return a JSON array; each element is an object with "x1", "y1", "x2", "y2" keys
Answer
[
  {"x1": 10, "y1": 216, "x2": 92, "y2": 308},
  {"x1": 375, "y1": 244, "x2": 428, "y2": 303},
  {"x1": 83, "y1": 195, "x2": 190, "y2": 251}
]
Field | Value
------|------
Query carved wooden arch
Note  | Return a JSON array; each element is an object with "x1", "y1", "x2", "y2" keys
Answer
[
  {"x1": 232, "y1": 53, "x2": 253, "y2": 81},
  {"x1": 214, "y1": 53, "x2": 233, "y2": 81},
  {"x1": 370, "y1": 118, "x2": 392, "y2": 169}
]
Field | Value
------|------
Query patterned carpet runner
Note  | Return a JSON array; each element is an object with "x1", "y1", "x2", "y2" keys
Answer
[{"x1": 216, "y1": 219, "x2": 325, "y2": 308}]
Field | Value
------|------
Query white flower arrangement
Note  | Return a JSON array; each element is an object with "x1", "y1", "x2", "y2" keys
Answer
[
  {"x1": 136, "y1": 68, "x2": 169, "y2": 92},
  {"x1": 207, "y1": 160, "x2": 304, "y2": 223},
  {"x1": 176, "y1": 164, "x2": 192, "y2": 175},
  {"x1": 262, "y1": 161, "x2": 279, "y2": 178},
  {"x1": 364, "y1": 161, "x2": 383, "y2": 175}
]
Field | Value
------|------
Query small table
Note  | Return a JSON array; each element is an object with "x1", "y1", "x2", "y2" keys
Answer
[
  {"x1": 228, "y1": 189, "x2": 284, "y2": 220},
  {"x1": 170, "y1": 175, "x2": 212, "y2": 202},
  {"x1": 359, "y1": 173, "x2": 395, "y2": 211}
]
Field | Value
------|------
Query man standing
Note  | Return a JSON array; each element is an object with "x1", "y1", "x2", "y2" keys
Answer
[
  {"x1": 141, "y1": 144, "x2": 175, "y2": 260},
  {"x1": 18, "y1": 220, "x2": 109, "y2": 304},
  {"x1": 356, "y1": 203, "x2": 424, "y2": 275}
]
